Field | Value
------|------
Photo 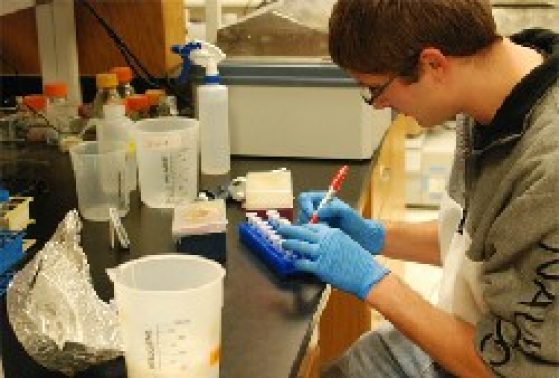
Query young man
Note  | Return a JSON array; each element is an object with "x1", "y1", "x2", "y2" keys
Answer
[{"x1": 277, "y1": 1, "x2": 558, "y2": 377}]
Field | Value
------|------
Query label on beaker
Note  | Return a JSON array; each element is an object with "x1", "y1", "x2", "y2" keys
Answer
[
  {"x1": 140, "y1": 135, "x2": 183, "y2": 151},
  {"x1": 169, "y1": 150, "x2": 193, "y2": 201}
]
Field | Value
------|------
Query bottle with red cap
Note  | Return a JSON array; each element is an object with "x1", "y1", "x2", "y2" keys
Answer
[
  {"x1": 145, "y1": 89, "x2": 165, "y2": 117},
  {"x1": 126, "y1": 94, "x2": 150, "y2": 121},
  {"x1": 22, "y1": 94, "x2": 47, "y2": 113},
  {"x1": 110, "y1": 66, "x2": 135, "y2": 98}
]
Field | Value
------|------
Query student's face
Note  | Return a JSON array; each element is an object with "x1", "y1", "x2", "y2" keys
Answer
[{"x1": 351, "y1": 63, "x2": 458, "y2": 127}]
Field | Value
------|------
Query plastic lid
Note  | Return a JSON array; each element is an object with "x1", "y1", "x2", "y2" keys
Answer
[
  {"x1": 96, "y1": 73, "x2": 118, "y2": 89},
  {"x1": 121, "y1": 97, "x2": 130, "y2": 114},
  {"x1": 110, "y1": 66, "x2": 133, "y2": 83},
  {"x1": 103, "y1": 104, "x2": 126, "y2": 118},
  {"x1": 43, "y1": 82, "x2": 68, "y2": 97},
  {"x1": 145, "y1": 89, "x2": 165, "y2": 106},
  {"x1": 22, "y1": 95, "x2": 47, "y2": 111},
  {"x1": 126, "y1": 94, "x2": 149, "y2": 111},
  {"x1": 244, "y1": 170, "x2": 294, "y2": 210},
  {"x1": 172, "y1": 199, "x2": 228, "y2": 237}
]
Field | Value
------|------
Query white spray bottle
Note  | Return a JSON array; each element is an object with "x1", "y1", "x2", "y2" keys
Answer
[{"x1": 190, "y1": 41, "x2": 230, "y2": 175}]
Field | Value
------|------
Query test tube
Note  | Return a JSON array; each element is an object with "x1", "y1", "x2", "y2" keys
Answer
[
  {"x1": 247, "y1": 213, "x2": 259, "y2": 226},
  {"x1": 266, "y1": 209, "x2": 280, "y2": 218},
  {"x1": 270, "y1": 234, "x2": 283, "y2": 248},
  {"x1": 262, "y1": 224, "x2": 275, "y2": 236},
  {"x1": 278, "y1": 218, "x2": 291, "y2": 226},
  {"x1": 255, "y1": 220, "x2": 269, "y2": 233}
]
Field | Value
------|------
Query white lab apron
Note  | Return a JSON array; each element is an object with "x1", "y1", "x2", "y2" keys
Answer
[{"x1": 436, "y1": 191, "x2": 488, "y2": 325}]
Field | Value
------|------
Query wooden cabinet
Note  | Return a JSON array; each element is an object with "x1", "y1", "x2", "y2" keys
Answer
[
  {"x1": 0, "y1": 1, "x2": 185, "y2": 76},
  {"x1": 370, "y1": 114, "x2": 406, "y2": 224},
  {"x1": 301, "y1": 114, "x2": 408, "y2": 375}
]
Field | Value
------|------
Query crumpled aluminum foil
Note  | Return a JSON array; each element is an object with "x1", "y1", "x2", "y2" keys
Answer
[{"x1": 6, "y1": 210, "x2": 122, "y2": 376}]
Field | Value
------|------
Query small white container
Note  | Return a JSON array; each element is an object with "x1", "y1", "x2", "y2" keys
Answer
[
  {"x1": 172, "y1": 199, "x2": 227, "y2": 238},
  {"x1": 198, "y1": 83, "x2": 230, "y2": 175},
  {"x1": 244, "y1": 170, "x2": 294, "y2": 220},
  {"x1": 172, "y1": 199, "x2": 228, "y2": 264}
]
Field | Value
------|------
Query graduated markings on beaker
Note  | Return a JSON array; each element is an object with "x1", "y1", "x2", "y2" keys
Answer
[
  {"x1": 171, "y1": 151, "x2": 192, "y2": 197},
  {"x1": 161, "y1": 155, "x2": 171, "y2": 186},
  {"x1": 144, "y1": 329, "x2": 156, "y2": 370},
  {"x1": 155, "y1": 320, "x2": 192, "y2": 370},
  {"x1": 161, "y1": 154, "x2": 174, "y2": 203}
]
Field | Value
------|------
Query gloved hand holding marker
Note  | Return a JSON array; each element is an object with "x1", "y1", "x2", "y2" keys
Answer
[
  {"x1": 297, "y1": 167, "x2": 385, "y2": 255},
  {"x1": 309, "y1": 165, "x2": 349, "y2": 224},
  {"x1": 277, "y1": 165, "x2": 389, "y2": 299}
]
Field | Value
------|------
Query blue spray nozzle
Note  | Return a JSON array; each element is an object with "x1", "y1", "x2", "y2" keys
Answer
[
  {"x1": 171, "y1": 42, "x2": 202, "y2": 56},
  {"x1": 171, "y1": 42, "x2": 203, "y2": 84},
  {"x1": 204, "y1": 75, "x2": 220, "y2": 84}
]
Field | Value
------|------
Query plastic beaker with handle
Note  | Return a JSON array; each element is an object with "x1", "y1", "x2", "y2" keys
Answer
[
  {"x1": 135, "y1": 117, "x2": 199, "y2": 208},
  {"x1": 69, "y1": 141, "x2": 129, "y2": 221},
  {"x1": 107, "y1": 254, "x2": 225, "y2": 378}
]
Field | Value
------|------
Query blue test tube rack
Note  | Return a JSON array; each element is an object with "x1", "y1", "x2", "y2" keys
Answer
[
  {"x1": 0, "y1": 230, "x2": 25, "y2": 295},
  {"x1": 238, "y1": 212, "x2": 299, "y2": 278}
]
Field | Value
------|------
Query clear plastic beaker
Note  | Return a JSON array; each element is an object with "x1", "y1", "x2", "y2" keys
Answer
[
  {"x1": 135, "y1": 117, "x2": 199, "y2": 208},
  {"x1": 69, "y1": 141, "x2": 129, "y2": 221},
  {"x1": 107, "y1": 254, "x2": 225, "y2": 378}
]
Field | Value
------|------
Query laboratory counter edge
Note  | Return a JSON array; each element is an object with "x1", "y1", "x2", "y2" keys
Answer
[{"x1": 0, "y1": 142, "x2": 379, "y2": 378}]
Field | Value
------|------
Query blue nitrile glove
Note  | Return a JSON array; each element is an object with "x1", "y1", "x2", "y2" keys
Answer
[
  {"x1": 278, "y1": 223, "x2": 389, "y2": 300},
  {"x1": 297, "y1": 191, "x2": 385, "y2": 254}
]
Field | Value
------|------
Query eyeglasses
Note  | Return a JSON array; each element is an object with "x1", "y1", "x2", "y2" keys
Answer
[{"x1": 360, "y1": 76, "x2": 396, "y2": 105}]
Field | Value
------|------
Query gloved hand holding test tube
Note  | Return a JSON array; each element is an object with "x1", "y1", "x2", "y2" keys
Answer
[{"x1": 309, "y1": 165, "x2": 349, "y2": 224}]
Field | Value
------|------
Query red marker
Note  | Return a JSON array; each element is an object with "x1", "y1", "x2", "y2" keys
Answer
[{"x1": 310, "y1": 165, "x2": 349, "y2": 224}]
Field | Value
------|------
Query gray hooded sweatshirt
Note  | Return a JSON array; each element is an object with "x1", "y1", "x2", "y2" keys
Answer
[{"x1": 446, "y1": 29, "x2": 559, "y2": 377}]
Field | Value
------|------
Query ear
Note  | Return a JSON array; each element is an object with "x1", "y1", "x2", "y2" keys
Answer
[{"x1": 418, "y1": 48, "x2": 449, "y2": 81}]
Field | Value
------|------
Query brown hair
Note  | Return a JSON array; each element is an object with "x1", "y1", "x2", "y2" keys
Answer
[{"x1": 329, "y1": 0, "x2": 501, "y2": 80}]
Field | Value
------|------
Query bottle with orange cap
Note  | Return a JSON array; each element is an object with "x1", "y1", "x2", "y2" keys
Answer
[
  {"x1": 20, "y1": 94, "x2": 49, "y2": 141},
  {"x1": 92, "y1": 73, "x2": 123, "y2": 119},
  {"x1": 145, "y1": 89, "x2": 165, "y2": 117},
  {"x1": 126, "y1": 94, "x2": 150, "y2": 121},
  {"x1": 110, "y1": 66, "x2": 135, "y2": 98},
  {"x1": 43, "y1": 82, "x2": 79, "y2": 145}
]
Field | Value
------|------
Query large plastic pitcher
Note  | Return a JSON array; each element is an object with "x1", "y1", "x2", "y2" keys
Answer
[
  {"x1": 69, "y1": 141, "x2": 129, "y2": 221},
  {"x1": 107, "y1": 254, "x2": 225, "y2": 378},
  {"x1": 135, "y1": 117, "x2": 199, "y2": 208}
]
